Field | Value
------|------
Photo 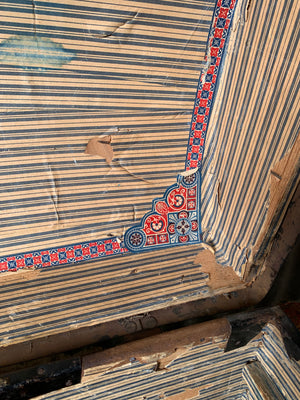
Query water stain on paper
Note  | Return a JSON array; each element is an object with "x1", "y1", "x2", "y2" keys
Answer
[{"x1": 0, "y1": 35, "x2": 75, "y2": 70}]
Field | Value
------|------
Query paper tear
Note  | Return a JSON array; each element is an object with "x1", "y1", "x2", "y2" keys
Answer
[
  {"x1": 50, "y1": 195, "x2": 60, "y2": 223},
  {"x1": 194, "y1": 246, "x2": 243, "y2": 290},
  {"x1": 245, "y1": 0, "x2": 253, "y2": 22},
  {"x1": 84, "y1": 136, "x2": 113, "y2": 164},
  {"x1": 133, "y1": 205, "x2": 137, "y2": 221},
  {"x1": 196, "y1": 243, "x2": 215, "y2": 255},
  {"x1": 139, "y1": 346, "x2": 192, "y2": 371},
  {"x1": 0, "y1": 268, "x2": 40, "y2": 279},
  {"x1": 47, "y1": 165, "x2": 60, "y2": 223},
  {"x1": 130, "y1": 269, "x2": 138, "y2": 275},
  {"x1": 202, "y1": 47, "x2": 212, "y2": 81},
  {"x1": 115, "y1": 161, "x2": 151, "y2": 184},
  {"x1": 165, "y1": 387, "x2": 200, "y2": 400},
  {"x1": 270, "y1": 170, "x2": 282, "y2": 181},
  {"x1": 251, "y1": 135, "x2": 300, "y2": 264},
  {"x1": 31, "y1": 0, "x2": 37, "y2": 36},
  {"x1": 93, "y1": 12, "x2": 139, "y2": 39},
  {"x1": 231, "y1": 0, "x2": 249, "y2": 30},
  {"x1": 109, "y1": 226, "x2": 126, "y2": 242},
  {"x1": 217, "y1": 181, "x2": 222, "y2": 208}
]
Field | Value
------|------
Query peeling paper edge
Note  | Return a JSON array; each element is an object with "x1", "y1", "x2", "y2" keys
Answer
[{"x1": 180, "y1": 167, "x2": 199, "y2": 177}]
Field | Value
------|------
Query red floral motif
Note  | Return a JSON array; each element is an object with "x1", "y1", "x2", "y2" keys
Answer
[
  {"x1": 66, "y1": 250, "x2": 75, "y2": 258},
  {"x1": 158, "y1": 235, "x2": 168, "y2": 243},
  {"x1": 187, "y1": 200, "x2": 196, "y2": 210},
  {"x1": 17, "y1": 259, "x2": 25, "y2": 268},
  {"x1": 192, "y1": 221, "x2": 199, "y2": 231},
  {"x1": 188, "y1": 188, "x2": 196, "y2": 197},
  {"x1": 33, "y1": 256, "x2": 42, "y2": 265},
  {"x1": 144, "y1": 215, "x2": 167, "y2": 234},
  {"x1": 168, "y1": 223, "x2": 175, "y2": 234},
  {"x1": 179, "y1": 211, "x2": 188, "y2": 219},
  {"x1": 147, "y1": 236, "x2": 156, "y2": 245},
  {"x1": 167, "y1": 188, "x2": 187, "y2": 210},
  {"x1": 97, "y1": 244, "x2": 105, "y2": 252},
  {"x1": 50, "y1": 253, "x2": 59, "y2": 262},
  {"x1": 155, "y1": 201, "x2": 169, "y2": 214},
  {"x1": 179, "y1": 236, "x2": 189, "y2": 243}
]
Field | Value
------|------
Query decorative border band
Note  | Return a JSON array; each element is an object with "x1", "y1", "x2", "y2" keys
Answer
[
  {"x1": 0, "y1": 238, "x2": 127, "y2": 272},
  {"x1": 186, "y1": 0, "x2": 236, "y2": 170},
  {"x1": 0, "y1": 0, "x2": 237, "y2": 272}
]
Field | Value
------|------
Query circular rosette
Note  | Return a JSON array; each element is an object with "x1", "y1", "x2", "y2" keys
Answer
[
  {"x1": 124, "y1": 228, "x2": 146, "y2": 252},
  {"x1": 151, "y1": 219, "x2": 164, "y2": 232},
  {"x1": 144, "y1": 215, "x2": 166, "y2": 234},
  {"x1": 175, "y1": 218, "x2": 191, "y2": 236},
  {"x1": 167, "y1": 188, "x2": 187, "y2": 211},
  {"x1": 181, "y1": 172, "x2": 197, "y2": 188}
]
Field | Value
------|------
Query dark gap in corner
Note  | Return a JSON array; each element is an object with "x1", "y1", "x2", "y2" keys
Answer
[{"x1": 0, "y1": 357, "x2": 81, "y2": 400}]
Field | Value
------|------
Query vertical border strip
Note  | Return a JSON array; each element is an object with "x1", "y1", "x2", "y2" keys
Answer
[{"x1": 186, "y1": 0, "x2": 237, "y2": 170}]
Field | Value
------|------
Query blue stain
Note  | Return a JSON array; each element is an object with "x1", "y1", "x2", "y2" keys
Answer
[{"x1": 0, "y1": 35, "x2": 75, "y2": 70}]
